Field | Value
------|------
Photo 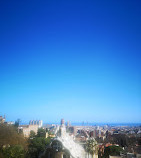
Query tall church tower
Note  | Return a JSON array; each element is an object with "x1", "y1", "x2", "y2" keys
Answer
[
  {"x1": 61, "y1": 119, "x2": 64, "y2": 126},
  {"x1": 60, "y1": 119, "x2": 66, "y2": 138}
]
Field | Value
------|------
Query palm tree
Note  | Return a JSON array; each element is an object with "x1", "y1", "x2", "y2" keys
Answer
[{"x1": 86, "y1": 138, "x2": 98, "y2": 158}]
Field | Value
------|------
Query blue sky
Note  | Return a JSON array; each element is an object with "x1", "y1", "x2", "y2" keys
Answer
[{"x1": 0, "y1": 0, "x2": 141, "y2": 123}]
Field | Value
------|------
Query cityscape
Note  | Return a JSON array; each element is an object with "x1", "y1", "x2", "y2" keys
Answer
[
  {"x1": 0, "y1": 0, "x2": 141, "y2": 158},
  {"x1": 0, "y1": 116, "x2": 141, "y2": 158}
]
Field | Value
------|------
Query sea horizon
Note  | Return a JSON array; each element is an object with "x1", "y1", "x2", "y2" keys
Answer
[{"x1": 20, "y1": 122, "x2": 141, "y2": 127}]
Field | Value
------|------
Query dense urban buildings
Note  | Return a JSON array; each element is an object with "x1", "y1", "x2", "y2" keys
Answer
[
  {"x1": 18, "y1": 124, "x2": 39, "y2": 137},
  {"x1": 18, "y1": 120, "x2": 43, "y2": 137},
  {"x1": 0, "y1": 116, "x2": 141, "y2": 158}
]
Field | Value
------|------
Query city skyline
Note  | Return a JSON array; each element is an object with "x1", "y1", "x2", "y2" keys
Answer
[{"x1": 0, "y1": 0, "x2": 141, "y2": 123}]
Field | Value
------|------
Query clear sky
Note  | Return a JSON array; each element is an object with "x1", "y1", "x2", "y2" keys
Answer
[{"x1": 0, "y1": 0, "x2": 141, "y2": 124}]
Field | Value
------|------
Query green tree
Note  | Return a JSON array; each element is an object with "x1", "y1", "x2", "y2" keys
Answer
[
  {"x1": 2, "y1": 145, "x2": 25, "y2": 158},
  {"x1": 37, "y1": 128, "x2": 46, "y2": 137},
  {"x1": 27, "y1": 137, "x2": 51, "y2": 158},
  {"x1": 29, "y1": 130, "x2": 36, "y2": 139},
  {"x1": 103, "y1": 145, "x2": 123, "y2": 158},
  {"x1": 0, "y1": 124, "x2": 27, "y2": 148},
  {"x1": 0, "y1": 124, "x2": 27, "y2": 158},
  {"x1": 86, "y1": 138, "x2": 98, "y2": 158},
  {"x1": 0, "y1": 149, "x2": 4, "y2": 158}
]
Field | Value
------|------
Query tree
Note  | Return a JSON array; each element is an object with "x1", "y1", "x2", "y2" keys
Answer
[
  {"x1": 2, "y1": 145, "x2": 25, "y2": 158},
  {"x1": 103, "y1": 145, "x2": 123, "y2": 158},
  {"x1": 0, "y1": 124, "x2": 27, "y2": 158},
  {"x1": 0, "y1": 149, "x2": 4, "y2": 158},
  {"x1": 86, "y1": 138, "x2": 98, "y2": 158},
  {"x1": 37, "y1": 128, "x2": 46, "y2": 137},
  {"x1": 27, "y1": 129, "x2": 51, "y2": 158},
  {"x1": 0, "y1": 124, "x2": 27, "y2": 148},
  {"x1": 29, "y1": 130, "x2": 36, "y2": 139},
  {"x1": 27, "y1": 137, "x2": 51, "y2": 158}
]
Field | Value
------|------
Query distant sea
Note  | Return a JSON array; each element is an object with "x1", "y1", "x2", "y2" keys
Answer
[
  {"x1": 43, "y1": 122, "x2": 141, "y2": 127},
  {"x1": 20, "y1": 121, "x2": 141, "y2": 126}
]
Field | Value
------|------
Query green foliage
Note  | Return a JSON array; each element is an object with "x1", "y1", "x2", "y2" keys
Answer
[
  {"x1": 27, "y1": 137, "x2": 51, "y2": 158},
  {"x1": 0, "y1": 124, "x2": 27, "y2": 148},
  {"x1": 29, "y1": 130, "x2": 36, "y2": 139},
  {"x1": 45, "y1": 128, "x2": 52, "y2": 135},
  {"x1": 0, "y1": 149, "x2": 4, "y2": 158},
  {"x1": 86, "y1": 138, "x2": 98, "y2": 155},
  {"x1": 37, "y1": 128, "x2": 46, "y2": 137},
  {"x1": 2, "y1": 145, "x2": 25, "y2": 158},
  {"x1": 27, "y1": 128, "x2": 51, "y2": 158},
  {"x1": 103, "y1": 145, "x2": 123, "y2": 158},
  {"x1": 103, "y1": 133, "x2": 139, "y2": 147},
  {"x1": 0, "y1": 125, "x2": 51, "y2": 158},
  {"x1": 0, "y1": 124, "x2": 27, "y2": 158}
]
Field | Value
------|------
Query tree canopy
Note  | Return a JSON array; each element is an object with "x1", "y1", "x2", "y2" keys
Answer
[
  {"x1": 86, "y1": 138, "x2": 98, "y2": 156},
  {"x1": 0, "y1": 124, "x2": 27, "y2": 158},
  {"x1": 0, "y1": 124, "x2": 26, "y2": 147},
  {"x1": 103, "y1": 145, "x2": 123, "y2": 158},
  {"x1": 27, "y1": 128, "x2": 51, "y2": 158}
]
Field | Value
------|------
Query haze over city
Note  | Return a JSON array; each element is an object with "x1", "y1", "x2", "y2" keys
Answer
[{"x1": 0, "y1": 0, "x2": 141, "y2": 124}]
